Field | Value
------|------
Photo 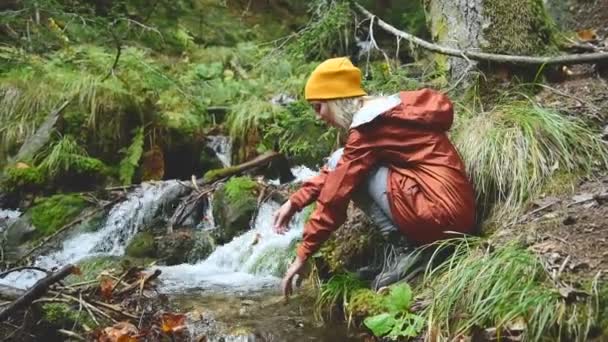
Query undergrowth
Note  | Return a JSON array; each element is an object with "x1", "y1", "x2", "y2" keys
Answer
[
  {"x1": 421, "y1": 238, "x2": 599, "y2": 341},
  {"x1": 453, "y1": 96, "x2": 608, "y2": 223}
]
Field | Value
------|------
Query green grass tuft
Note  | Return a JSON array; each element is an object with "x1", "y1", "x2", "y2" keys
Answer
[
  {"x1": 421, "y1": 238, "x2": 598, "y2": 341},
  {"x1": 453, "y1": 98, "x2": 608, "y2": 222},
  {"x1": 315, "y1": 272, "x2": 366, "y2": 322}
]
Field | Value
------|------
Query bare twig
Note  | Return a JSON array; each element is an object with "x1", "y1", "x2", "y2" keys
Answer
[
  {"x1": 0, "y1": 266, "x2": 50, "y2": 279},
  {"x1": 57, "y1": 329, "x2": 85, "y2": 341},
  {"x1": 0, "y1": 265, "x2": 76, "y2": 321},
  {"x1": 353, "y1": 3, "x2": 608, "y2": 65}
]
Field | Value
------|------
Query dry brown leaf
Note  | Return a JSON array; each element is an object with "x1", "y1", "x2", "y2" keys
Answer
[
  {"x1": 98, "y1": 322, "x2": 138, "y2": 342},
  {"x1": 15, "y1": 162, "x2": 30, "y2": 169},
  {"x1": 161, "y1": 312, "x2": 187, "y2": 334},
  {"x1": 71, "y1": 266, "x2": 82, "y2": 276},
  {"x1": 100, "y1": 276, "x2": 114, "y2": 300},
  {"x1": 577, "y1": 29, "x2": 598, "y2": 42}
]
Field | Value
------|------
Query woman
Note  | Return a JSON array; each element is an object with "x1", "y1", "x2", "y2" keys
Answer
[{"x1": 273, "y1": 57, "x2": 475, "y2": 297}]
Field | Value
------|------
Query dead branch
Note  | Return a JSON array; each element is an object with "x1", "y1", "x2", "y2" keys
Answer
[
  {"x1": 0, "y1": 266, "x2": 50, "y2": 279},
  {"x1": 0, "y1": 285, "x2": 26, "y2": 301},
  {"x1": 116, "y1": 269, "x2": 161, "y2": 297},
  {"x1": 57, "y1": 329, "x2": 85, "y2": 341},
  {"x1": 201, "y1": 151, "x2": 282, "y2": 184},
  {"x1": 0, "y1": 264, "x2": 76, "y2": 321},
  {"x1": 18, "y1": 196, "x2": 124, "y2": 263},
  {"x1": 353, "y1": 3, "x2": 608, "y2": 65}
]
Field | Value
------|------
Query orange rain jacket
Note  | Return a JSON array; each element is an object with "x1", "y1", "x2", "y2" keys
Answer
[{"x1": 289, "y1": 89, "x2": 476, "y2": 260}]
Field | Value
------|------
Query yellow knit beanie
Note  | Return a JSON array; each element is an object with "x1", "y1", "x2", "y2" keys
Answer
[{"x1": 304, "y1": 57, "x2": 367, "y2": 100}]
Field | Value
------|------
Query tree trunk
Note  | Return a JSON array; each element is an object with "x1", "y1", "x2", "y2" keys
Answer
[{"x1": 425, "y1": 0, "x2": 555, "y2": 82}]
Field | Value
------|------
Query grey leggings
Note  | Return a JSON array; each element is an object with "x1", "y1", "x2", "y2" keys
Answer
[{"x1": 326, "y1": 148, "x2": 399, "y2": 239}]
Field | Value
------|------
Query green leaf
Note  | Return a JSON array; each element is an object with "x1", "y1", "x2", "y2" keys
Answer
[
  {"x1": 363, "y1": 313, "x2": 396, "y2": 337},
  {"x1": 119, "y1": 127, "x2": 144, "y2": 185},
  {"x1": 385, "y1": 283, "x2": 413, "y2": 313}
]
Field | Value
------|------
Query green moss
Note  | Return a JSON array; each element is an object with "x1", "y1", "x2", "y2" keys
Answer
[
  {"x1": 42, "y1": 303, "x2": 96, "y2": 328},
  {"x1": 225, "y1": 176, "x2": 258, "y2": 202},
  {"x1": 203, "y1": 166, "x2": 239, "y2": 183},
  {"x1": 540, "y1": 170, "x2": 580, "y2": 197},
  {"x1": 125, "y1": 232, "x2": 156, "y2": 258},
  {"x1": 211, "y1": 177, "x2": 258, "y2": 244},
  {"x1": 1, "y1": 165, "x2": 45, "y2": 193},
  {"x1": 482, "y1": 0, "x2": 558, "y2": 55},
  {"x1": 29, "y1": 194, "x2": 88, "y2": 238},
  {"x1": 348, "y1": 288, "x2": 386, "y2": 318}
]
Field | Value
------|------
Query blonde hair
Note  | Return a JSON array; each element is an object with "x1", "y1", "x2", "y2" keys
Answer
[{"x1": 326, "y1": 97, "x2": 365, "y2": 129}]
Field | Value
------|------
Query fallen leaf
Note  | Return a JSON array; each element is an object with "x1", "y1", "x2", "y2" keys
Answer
[
  {"x1": 71, "y1": 266, "x2": 82, "y2": 276},
  {"x1": 99, "y1": 322, "x2": 138, "y2": 342},
  {"x1": 100, "y1": 276, "x2": 114, "y2": 300},
  {"x1": 161, "y1": 312, "x2": 187, "y2": 334},
  {"x1": 576, "y1": 29, "x2": 598, "y2": 42},
  {"x1": 15, "y1": 162, "x2": 30, "y2": 169}
]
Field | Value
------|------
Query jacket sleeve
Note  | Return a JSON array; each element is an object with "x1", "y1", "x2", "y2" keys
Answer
[
  {"x1": 296, "y1": 131, "x2": 377, "y2": 260},
  {"x1": 399, "y1": 89, "x2": 454, "y2": 131},
  {"x1": 288, "y1": 167, "x2": 329, "y2": 212}
]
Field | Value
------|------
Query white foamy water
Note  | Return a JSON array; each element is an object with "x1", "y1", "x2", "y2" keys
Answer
[
  {"x1": 159, "y1": 201, "x2": 306, "y2": 292},
  {"x1": 0, "y1": 181, "x2": 187, "y2": 289},
  {"x1": 269, "y1": 165, "x2": 318, "y2": 185},
  {"x1": 206, "y1": 135, "x2": 232, "y2": 167},
  {"x1": 0, "y1": 209, "x2": 22, "y2": 234}
]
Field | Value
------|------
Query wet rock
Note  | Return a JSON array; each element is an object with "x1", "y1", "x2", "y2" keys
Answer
[
  {"x1": 126, "y1": 232, "x2": 156, "y2": 258},
  {"x1": 3, "y1": 213, "x2": 35, "y2": 246},
  {"x1": 157, "y1": 230, "x2": 194, "y2": 265},
  {"x1": 199, "y1": 145, "x2": 224, "y2": 172},
  {"x1": 211, "y1": 177, "x2": 258, "y2": 244},
  {"x1": 186, "y1": 231, "x2": 216, "y2": 263}
]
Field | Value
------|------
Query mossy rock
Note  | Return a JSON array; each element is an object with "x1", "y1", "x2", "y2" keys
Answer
[
  {"x1": 29, "y1": 193, "x2": 88, "y2": 238},
  {"x1": 65, "y1": 255, "x2": 123, "y2": 284},
  {"x1": 156, "y1": 230, "x2": 194, "y2": 265},
  {"x1": 126, "y1": 232, "x2": 156, "y2": 258},
  {"x1": 211, "y1": 177, "x2": 258, "y2": 244},
  {"x1": 186, "y1": 231, "x2": 216, "y2": 263},
  {"x1": 0, "y1": 164, "x2": 45, "y2": 194}
]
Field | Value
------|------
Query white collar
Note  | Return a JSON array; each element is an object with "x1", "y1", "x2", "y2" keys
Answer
[{"x1": 350, "y1": 94, "x2": 401, "y2": 128}]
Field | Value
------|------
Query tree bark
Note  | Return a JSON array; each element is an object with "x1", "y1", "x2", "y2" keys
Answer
[{"x1": 425, "y1": 0, "x2": 555, "y2": 82}]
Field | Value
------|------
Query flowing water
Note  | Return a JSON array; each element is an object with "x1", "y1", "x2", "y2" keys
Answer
[
  {"x1": 206, "y1": 135, "x2": 232, "y2": 167},
  {"x1": 0, "y1": 180, "x2": 188, "y2": 289},
  {"x1": 0, "y1": 159, "x2": 357, "y2": 340}
]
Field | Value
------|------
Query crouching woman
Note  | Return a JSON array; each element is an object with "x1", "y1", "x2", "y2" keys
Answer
[{"x1": 273, "y1": 57, "x2": 476, "y2": 296}]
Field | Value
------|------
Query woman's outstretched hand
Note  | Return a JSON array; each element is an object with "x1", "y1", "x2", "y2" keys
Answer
[
  {"x1": 281, "y1": 256, "x2": 306, "y2": 299},
  {"x1": 273, "y1": 200, "x2": 296, "y2": 234}
]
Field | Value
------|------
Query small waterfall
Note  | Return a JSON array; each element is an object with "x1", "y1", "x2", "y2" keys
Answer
[
  {"x1": 206, "y1": 135, "x2": 232, "y2": 167},
  {"x1": 0, "y1": 180, "x2": 188, "y2": 289},
  {"x1": 159, "y1": 201, "x2": 305, "y2": 292}
]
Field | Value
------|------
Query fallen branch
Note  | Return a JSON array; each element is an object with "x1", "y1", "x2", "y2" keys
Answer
[
  {"x1": 0, "y1": 266, "x2": 50, "y2": 279},
  {"x1": 353, "y1": 3, "x2": 608, "y2": 65},
  {"x1": 201, "y1": 151, "x2": 281, "y2": 184},
  {"x1": 18, "y1": 196, "x2": 124, "y2": 263},
  {"x1": 116, "y1": 269, "x2": 161, "y2": 297},
  {"x1": 57, "y1": 329, "x2": 85, "y2": 341},
  {"x1": 0, "y1": 264, "x2": 76, "y2": 321}
]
